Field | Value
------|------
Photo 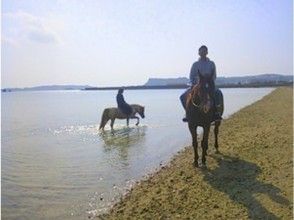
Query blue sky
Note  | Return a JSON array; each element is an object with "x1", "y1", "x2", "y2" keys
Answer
[{"x1": 2, "y1": 0, "x2": 293, "y2": 87}]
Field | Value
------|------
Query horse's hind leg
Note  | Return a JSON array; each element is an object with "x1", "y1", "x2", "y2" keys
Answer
[
  {"x1": 100, "y1": 119, "x2": 109, "y2": 131},
  {"x1": 126, "y1": 118, "x2": 129, "y2": 126},
  {"x1": 189, "y1": 124, "x2": 198, "y2": 167},
  {"x1": 201, "y1": 126, "x2": 210, "y2": 167},
  {"x1": 214, "y1": 121, "x2": 221, "y2": 153}
]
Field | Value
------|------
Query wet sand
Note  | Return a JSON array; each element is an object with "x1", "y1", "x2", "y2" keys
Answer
[{"x1": 102, "y1": 87, "x2": 293, "y2": 219}]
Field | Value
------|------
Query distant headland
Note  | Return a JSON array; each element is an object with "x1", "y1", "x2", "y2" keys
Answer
[{"x1": 2, "y1": 74, "x2": 293, "y2": 92}]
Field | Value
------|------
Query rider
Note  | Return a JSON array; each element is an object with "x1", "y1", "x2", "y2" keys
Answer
[
  {"x1": 180, "y1": 45, "x2": 223, "y2": 122},
  {"x1": 116, "y1": 88, "x2": 133, "y2": 117}
]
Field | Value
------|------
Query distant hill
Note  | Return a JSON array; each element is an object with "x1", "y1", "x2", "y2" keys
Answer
[
  {"x1": 2, "y1": 74, "x2": 293, "y2": 92},
  {"x1": 145, "y1": 77, "x2": 189, "y2": 86},
  {"x1": 2, "y1": 85, "x2": 91, "y2": 92},
  {"x1": 216, "y1": 74, "x2": 293, "y2": 85},
  {"x1": 144, "y1": 74, "x2": 293, "y2": 86}
]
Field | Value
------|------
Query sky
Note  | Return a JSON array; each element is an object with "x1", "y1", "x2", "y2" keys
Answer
[{"x1": 1, "y1": 0, "x2": 293, "y2": 88}]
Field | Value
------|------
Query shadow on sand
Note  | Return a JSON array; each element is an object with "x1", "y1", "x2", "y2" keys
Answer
[{"x1": 202, "y1": 154, "x2": 290, "y2": 219}]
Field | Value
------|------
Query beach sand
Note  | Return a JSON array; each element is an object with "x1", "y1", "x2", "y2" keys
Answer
[{"x1": 102, "y1": 87, "x2": 293, "y2": 219}]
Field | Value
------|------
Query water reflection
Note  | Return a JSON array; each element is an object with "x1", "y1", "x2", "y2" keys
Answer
[{"x1": 99, "y1": 126, "x2": 147, "y2": 165}]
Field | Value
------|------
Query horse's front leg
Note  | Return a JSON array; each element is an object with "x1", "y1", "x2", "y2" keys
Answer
[
  {"x1": 126, "y1": 118, "x2": 129, "y2": 127},
  {"x1": 134, "y1": 116, "x2": 139, "y2": 126},
  {"x1": 201, "y1": 125, "x2": 210, "y2": 167},
  {"x1": 189, "y1": 123, "x2": 198, "y2": 167}
]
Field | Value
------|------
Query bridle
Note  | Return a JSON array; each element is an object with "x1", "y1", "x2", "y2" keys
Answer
[
  {"x1": 190, "y1": 79, "x2": 212, "y2": 110},
  {"x1": 192, "y1": 98, "x2": 200, "y2": 108}
]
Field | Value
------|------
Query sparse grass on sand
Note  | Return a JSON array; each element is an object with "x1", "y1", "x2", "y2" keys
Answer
[{"x1": 102, "y1": 87, "x2": 293, "y2": 220}]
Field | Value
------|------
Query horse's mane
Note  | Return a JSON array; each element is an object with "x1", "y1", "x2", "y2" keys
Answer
[
  {"x1": 187, "y1": 75, "x2": 214, "y2": 106},
  {"x1": 187, "y1": 84, "x2": 200, "y2": 104}
]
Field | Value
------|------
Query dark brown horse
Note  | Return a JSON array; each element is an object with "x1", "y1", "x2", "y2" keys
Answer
[{"x1": 186, "y1": 74, "x2": 222, "y2": 167}]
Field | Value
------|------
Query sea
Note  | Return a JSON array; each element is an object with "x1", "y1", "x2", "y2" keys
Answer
[{"x1": 1, "y1": 88, "x2": 274, "y2": 219}]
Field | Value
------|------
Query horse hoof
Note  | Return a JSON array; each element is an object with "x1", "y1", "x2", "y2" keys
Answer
[
  {"x1": 201, "y1": 163, "x2": 207, "y2": 169},
  {"x1": 215, "y1": 150, "x2": 220, "y2": 154},
  {"x1": 135, "y1": 123, "x2": 139, "y2": 126}
]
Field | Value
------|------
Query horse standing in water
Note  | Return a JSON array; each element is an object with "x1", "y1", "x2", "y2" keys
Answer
[
  {"x1": 186, "y1": 74, "x2": 223, "y2": 167},
  {"x1": 99, "y1": 104, "x2": 145, "y2": 130}
]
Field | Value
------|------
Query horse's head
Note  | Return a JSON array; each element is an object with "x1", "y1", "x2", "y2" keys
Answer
[
  {"x1": 190, "y1": 73, "x2": 214, "y2": 114},
  {"x1": 133, "y1": 105, "x2": 145, "y2": 118}
]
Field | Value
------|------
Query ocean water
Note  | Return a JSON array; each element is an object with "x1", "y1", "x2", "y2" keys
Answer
[{"x1": 1, "y1": 88, "x2": 274, "y2": 219}]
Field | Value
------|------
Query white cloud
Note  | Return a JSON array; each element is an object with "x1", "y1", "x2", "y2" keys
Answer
[
  {"x1": 3, "y1": 11, "x2": 60, "y2": 44},
  {"x1": 27, "y1": 28, "x2": 57, "y2": 43}
]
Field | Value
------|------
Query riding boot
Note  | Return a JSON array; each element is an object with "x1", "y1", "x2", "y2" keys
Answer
[{"x1": 182, "y1": 114, "x2": 188, "y2": 122}]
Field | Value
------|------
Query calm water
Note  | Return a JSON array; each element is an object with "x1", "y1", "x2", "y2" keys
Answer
[{"x1": 2, "y1": 88, "x2": 274, "y2": 219}]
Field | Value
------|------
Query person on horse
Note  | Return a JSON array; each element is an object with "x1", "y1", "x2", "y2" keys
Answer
[
  {"x1": 180, "y1": 45, "x2": 223, "y2": 122},
  {"x1": 116, "y1": 88, "x2": 133, "y2": 117}
]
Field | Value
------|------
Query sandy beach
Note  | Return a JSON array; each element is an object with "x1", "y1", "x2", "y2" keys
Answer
[{"x1": 102, "y1": 87, "x2": 293, "y2": 219}]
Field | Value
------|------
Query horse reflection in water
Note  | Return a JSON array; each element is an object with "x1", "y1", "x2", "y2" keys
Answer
[{"x1": 99, "y1": 126, "x2": 147, "y2": 165}]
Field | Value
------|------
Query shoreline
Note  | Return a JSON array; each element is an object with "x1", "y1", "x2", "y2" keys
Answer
[
  {"x1": 83, "y1": 83, "x2": 292, "y2": 91},
  {"x1": 101, "y1": 87, "x2": 293, "y2": 219},
  {"x1": 2, "y1": 83, "x2": 292, "y2": 92}
]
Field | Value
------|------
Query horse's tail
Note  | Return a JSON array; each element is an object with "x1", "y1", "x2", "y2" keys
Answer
[{"x1": 99, "y1": 108, "x2": 109, "y2": 130}]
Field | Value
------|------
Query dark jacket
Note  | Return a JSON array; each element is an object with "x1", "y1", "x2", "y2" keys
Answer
[{"x1": 116, "y1": 93, "x2": 132, "y2": 116}]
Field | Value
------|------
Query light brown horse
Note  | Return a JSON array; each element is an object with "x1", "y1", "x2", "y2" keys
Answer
[
  {"x1": 99, "y1": 104, "x2": 145, "y2": 130},
  {"x1": 186, "y1": 74, "x2": 223, "y2": 167}
]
